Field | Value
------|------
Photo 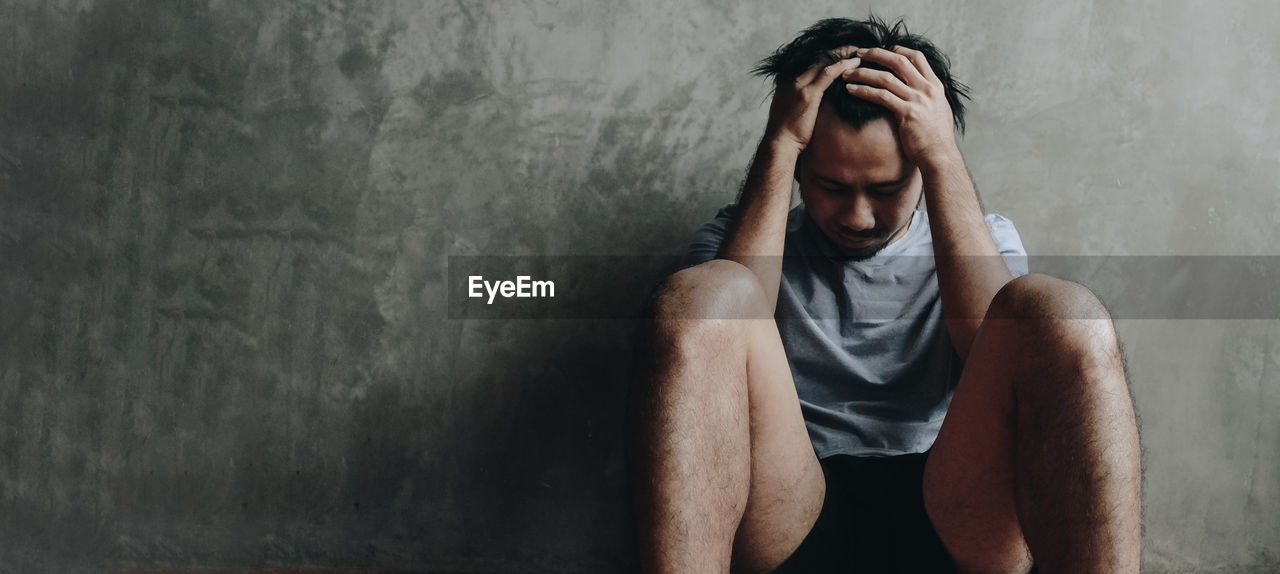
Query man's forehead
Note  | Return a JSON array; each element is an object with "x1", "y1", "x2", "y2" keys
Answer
[
  {"x1": 808, "y1": 159, "x2": 913, "y2": 186},
  {"x1": 806, "y1": 117, "x2": 913, "y2": 185}
]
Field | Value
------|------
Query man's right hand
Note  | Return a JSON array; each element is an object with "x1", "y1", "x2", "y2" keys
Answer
[{"x1": 763, "y1": 49, "x2": 862, "y2": 152}]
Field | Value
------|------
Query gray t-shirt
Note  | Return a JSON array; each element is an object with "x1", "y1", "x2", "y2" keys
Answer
[{"x1": 685, "y1": 202, "x2": 1029, "y2": 458}]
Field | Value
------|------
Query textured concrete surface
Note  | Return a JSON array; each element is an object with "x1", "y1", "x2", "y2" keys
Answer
[{"x1": 0, "y1": 0, "x2": 1277, "y2": 572}]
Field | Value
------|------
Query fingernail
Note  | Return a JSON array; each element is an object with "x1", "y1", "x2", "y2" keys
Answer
[{"x1": 856, "y1": 48, "x2": 868, "y2": 55}]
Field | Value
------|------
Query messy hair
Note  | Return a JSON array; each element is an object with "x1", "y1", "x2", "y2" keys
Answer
[{"x1": 752, "y1": 16, "x2": 971, "y2": 134}]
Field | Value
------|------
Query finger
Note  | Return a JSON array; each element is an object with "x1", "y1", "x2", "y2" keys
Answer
[
  {"x1": 843, "y1": 67, "x2": 912, "y2": 101},
  {"x1": 795, "y1": 49, "x2": 855, "y2": 86},
  {"x1": 793, "y1": 63, "x2": 824, "y2": 87},
  {"x1": 845, "y1": 82, "x2": 906, "y2": 115},
  {"x1": 810, "y1": 57, "x2": 862, "y2": 91},
  {"x1": 855, "y1": 47, "x2": 926, "y2": 88},
  {"x1": 826, "y1": 45, "x2": 860, "y2": 61},
  {"x1": 892, "y1": 45, "x2": 940, "y2": 84}
]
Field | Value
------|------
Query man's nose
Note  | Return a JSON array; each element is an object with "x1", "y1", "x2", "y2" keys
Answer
[{"x1": 841, "y1": 193, "x2": 877, "y2": 232}]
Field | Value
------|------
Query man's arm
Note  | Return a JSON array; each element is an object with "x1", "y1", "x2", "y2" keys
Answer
[
  {"x1": 715, "y1": 55, "x2": 864, "y2": 311},
  {"x1": 917, "y1": 150, "x2": 1012, "y2": 360},
  {"x1": 845, "y1": 46, "x2": 1012, "y2": 360}
]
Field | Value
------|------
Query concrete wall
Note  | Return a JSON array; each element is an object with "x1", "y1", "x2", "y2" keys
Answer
[{"x1": 1, "y1": 0, "x2": 1276, "y2": 572}]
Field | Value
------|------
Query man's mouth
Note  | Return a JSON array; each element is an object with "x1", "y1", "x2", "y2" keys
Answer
[{"x1": 839, "y1": 231, "x2": 885, "y2": 244}]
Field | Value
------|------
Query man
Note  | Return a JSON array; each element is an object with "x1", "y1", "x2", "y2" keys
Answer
[{"x1": 626, "y1": 17, "x2": 1142, "y2": 574}]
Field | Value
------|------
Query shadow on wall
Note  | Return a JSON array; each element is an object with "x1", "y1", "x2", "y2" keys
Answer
[{"x1": 434, "y1": 255, "x2": 684, "y2": 571}]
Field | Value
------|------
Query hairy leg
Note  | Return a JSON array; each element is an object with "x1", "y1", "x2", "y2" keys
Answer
[
  {"x1": 924, "y1": 273, "x2": 1142, "y2": 574},
  {"x1": 627, "y1": 259, "x2": 824, "y2": 574}
]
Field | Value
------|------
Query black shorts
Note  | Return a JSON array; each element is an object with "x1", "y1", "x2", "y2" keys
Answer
[{"x1": 772, "y1": 449, "x2": 1038, "y2": 574}]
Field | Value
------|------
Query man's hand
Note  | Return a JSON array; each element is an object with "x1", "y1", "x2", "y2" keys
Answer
[
  {"x1": 843, "y1": 45, "x2": 1011, "y2": 360},
  {"x1": 843, "y1": 46, "x2": 961, "y2": 166},
  {"x1": 763, "y1": 51, "x2": 863, "y2": 153},
  {"x1": 713, "y1": 51, "x2": 862, "y2": 310}
]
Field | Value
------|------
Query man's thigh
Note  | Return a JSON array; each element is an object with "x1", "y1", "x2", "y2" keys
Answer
[{"x1": 730, "y1": 316, "x2": 825, "y2": 574}]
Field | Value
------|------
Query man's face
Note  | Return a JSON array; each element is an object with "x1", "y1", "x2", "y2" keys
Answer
[{"x1": 797, "y1": 106, "x2": 923, "y2": 260}]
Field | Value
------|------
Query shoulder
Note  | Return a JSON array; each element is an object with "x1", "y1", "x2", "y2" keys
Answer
[
  {"x1": 984, "y1": 212, "x2": 1016, "y2": 228},
  {"x1": 981, "y1": 213, "x2": 1023, "y2": 247},
  {"x1": 916, "y1": 210, "x2": 1027, "y2": 255},
  {"x1": 982, "y1": 213, "x2": 1029, "y2": 275},
  {"x1": 921, "y1": 211, "x2": 1020, "y2": 238},
  {"x1": 918, "y1": 211, "x2": 1018, "y2": 227}
]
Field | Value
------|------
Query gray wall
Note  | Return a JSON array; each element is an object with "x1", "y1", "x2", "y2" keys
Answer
[{"x1": 1, "y1": 0, "x2": 1277, "y2": 572}]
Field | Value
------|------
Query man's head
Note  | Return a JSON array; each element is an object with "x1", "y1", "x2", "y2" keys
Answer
[
  {"x1": 753, "y1": 16, "x2": 970, "y2": 137},
  {"x1": 753, "y1": 16, "x2": 971, "y2": 259}
]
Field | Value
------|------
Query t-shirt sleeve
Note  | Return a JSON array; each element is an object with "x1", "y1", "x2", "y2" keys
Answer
[
  {"x1": 984, "y1": 213, "x2": 1030, "y2": 278},
  {"x1": 683, "y1": 203, "x2": 740, "y2": 267}
]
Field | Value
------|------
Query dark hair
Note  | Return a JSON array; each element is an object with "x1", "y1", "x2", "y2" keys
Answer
[{"x1": 752, "y1": 16, "x2": 971, "y2": 134}]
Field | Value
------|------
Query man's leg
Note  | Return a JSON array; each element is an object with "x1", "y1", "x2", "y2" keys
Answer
[
  {"x1": 627, "y1": 259, "x2": 825, "y2": 574},
  {"x1": 923, "y1": 273, "x2": 1142, "y2": 574}
]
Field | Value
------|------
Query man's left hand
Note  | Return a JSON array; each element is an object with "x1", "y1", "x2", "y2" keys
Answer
[{"x1": 842, "y1": 46, "x2": 961, "y2": 167}]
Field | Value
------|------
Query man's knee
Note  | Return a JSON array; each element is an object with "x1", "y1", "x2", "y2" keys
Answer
[
  {"x1": 985, "y1": 274, "x2": 1120, "y2": 365},
  {"x1": 630, "y1": 261, "x2": 768, "y2": 432},
  {"x1": 645, "y1": 259, "x2": 772, "y2": 324},
  {"x1": 984, "y1": 273, "x2": 1127, "y2": 394},
  {"x1": 633, "y1": 259, "x2": 773, "y2": 379},
  {"x1": 987, "y1": 273, "x2": 1112, "y2": 323}
]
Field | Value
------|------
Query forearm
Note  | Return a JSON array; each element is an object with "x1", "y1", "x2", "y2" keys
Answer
[
  {"x1": 919, "y1": 150, "x2": 1013, "y2": 360},
  {"x1": 715, "y1": 138, "x2": 801, "y2": 310}
]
